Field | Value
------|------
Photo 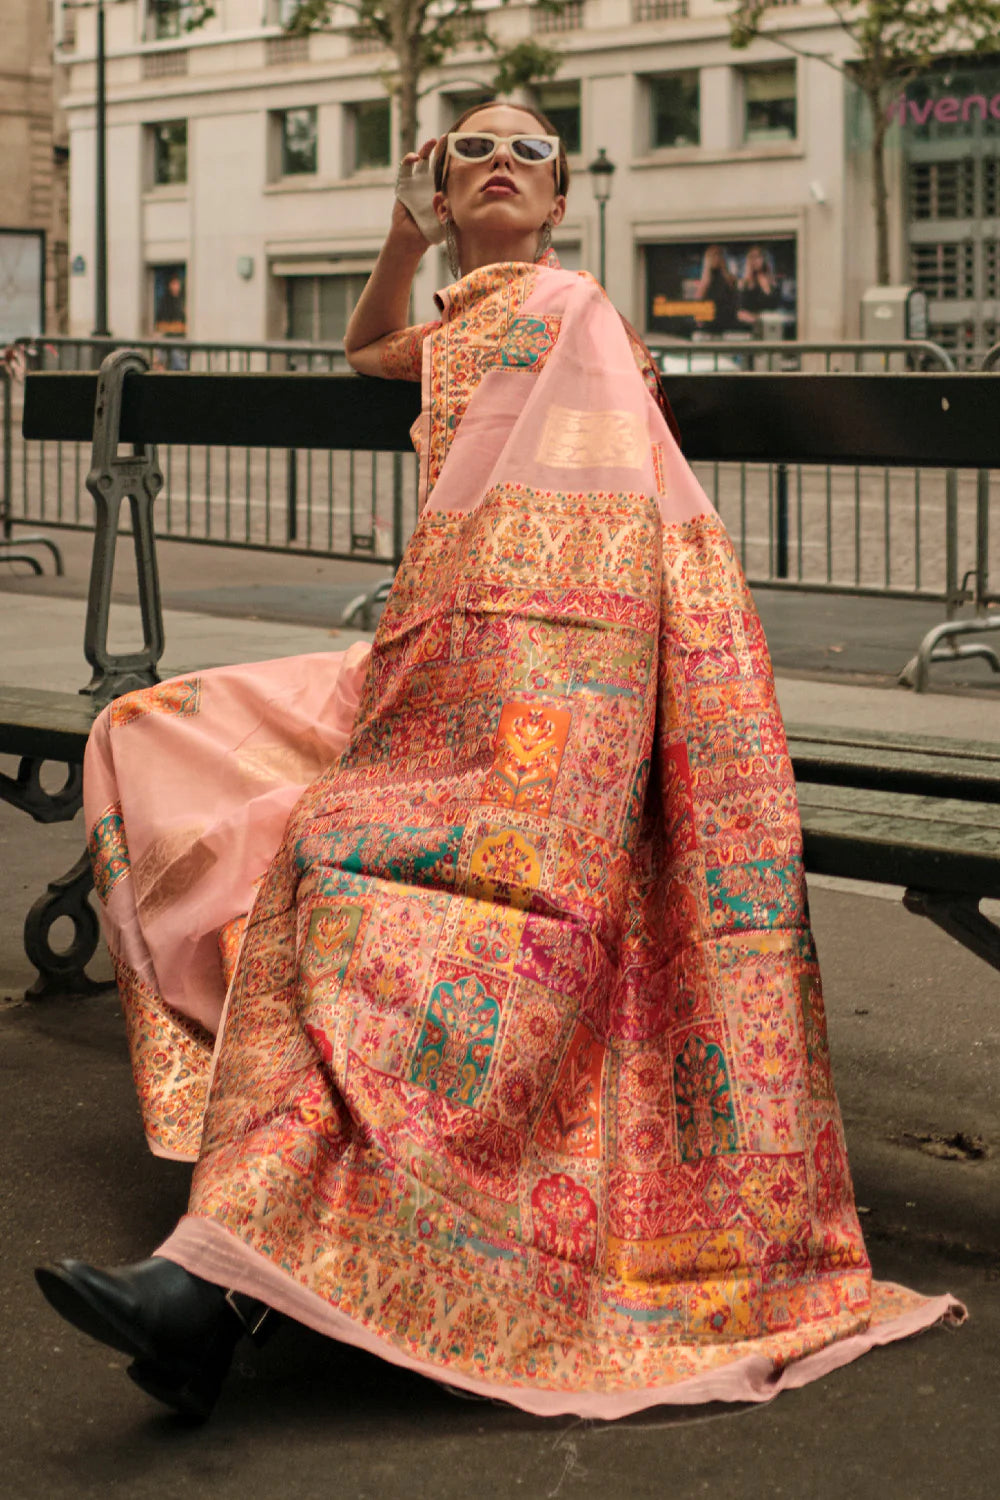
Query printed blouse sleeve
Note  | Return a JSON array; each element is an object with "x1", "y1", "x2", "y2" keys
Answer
[{"x1": 378, "y1": 321, "x2": 442, "y2": 381}]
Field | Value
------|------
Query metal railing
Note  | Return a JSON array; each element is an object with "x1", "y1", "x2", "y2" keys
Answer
[
  {"x1": 3, "y1": 335, "x2": 999, "y2": 659},
  {"x1": 4, "y1": 334, "x2": 418, "y2": 574},
  {"x1": 645, "y1": 337, "x2": 958, "y2": 373},
  {"x1": 645, "y1": 338, "x2": 993, "y2": 616}
]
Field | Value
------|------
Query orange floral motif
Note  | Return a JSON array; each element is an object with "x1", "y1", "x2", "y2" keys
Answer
[
  {"x1": 109, "y1": 676, "x2": 201, "y2": 729},
  {"x1": 481, "y1": 701, "x2": 571, "y2": 815},
  {"x1": 534, "y1": 1021, "x2": 604, "y2": 1160}
]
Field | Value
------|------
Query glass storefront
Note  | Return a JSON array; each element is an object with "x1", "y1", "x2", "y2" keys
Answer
[{"x1": 893, "y1": 56, "x2": 1000, "y2": 362}]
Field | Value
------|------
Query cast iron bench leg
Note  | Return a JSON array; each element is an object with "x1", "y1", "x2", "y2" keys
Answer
[
  {"x1": 24, "y1": 850, "x2": 105, "y2": 999},
  {"x1": 0, "y1": 756, "x2": 107, "y2": 998}
]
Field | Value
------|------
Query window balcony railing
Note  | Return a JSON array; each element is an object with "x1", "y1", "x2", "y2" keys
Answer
[
  {"x1": 632, "y1": 0, "x2": 689, "y2": 20},
  {"x1": 265, "y1": 33, "x2": 310, "y2": 65},
  {"x1": 142, "y1": 49, "x2": 189, "y2": 79},
  {"x1": 531, "y1": 2, "x2": 584, "y2": 35},
  {"x1": 348, "y1": 29, "x2": 389, "y2": 54}
]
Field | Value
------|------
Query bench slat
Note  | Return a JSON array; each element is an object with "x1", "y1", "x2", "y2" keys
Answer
[
  {"x1": 797, "y1": 783, "x2": 1000, "y2": 896},
  {"x1": 22, "y1": 371, "x2": 1000, "y2": 468},
  {"x1": 787, "y1": 723, "x2": 1000, "y2": 803},
  {"x1": 0, "y1": 688, "x2": 96, "y2": 762}
]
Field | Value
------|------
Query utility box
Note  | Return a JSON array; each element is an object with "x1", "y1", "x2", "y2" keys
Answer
[{"x1": 860, "y1": 285, "x2": 929, "y2": 342}]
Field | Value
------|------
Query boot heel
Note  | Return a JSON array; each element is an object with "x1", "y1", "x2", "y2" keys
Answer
[{"x1": 128, "y1": 1315, "x2": 240, "y2": 1422}]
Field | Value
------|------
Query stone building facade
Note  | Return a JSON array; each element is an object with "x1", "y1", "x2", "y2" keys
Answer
[
  {"x1": 2, "y1": 0, "x2": 70, "y2": 339},
  {"x1": 53, "y1": 0, "x2": 1000, "y2": 360}
]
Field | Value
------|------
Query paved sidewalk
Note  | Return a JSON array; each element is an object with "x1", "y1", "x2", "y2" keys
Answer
[
  {"x1": 3, "y1": 588, "x2": 999, "y2": 741},
  {"x1": 1, "y1": 574, "x2": 998, "y2": 1500}
]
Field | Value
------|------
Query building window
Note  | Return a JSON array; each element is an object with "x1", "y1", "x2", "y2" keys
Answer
[
  {"x1": 267, "y1": 0, "x2": 303, "y2": 22},
  {"x1": 533, "y1": 81, "x2": 581, "y2": 155},
  {"x1": 440, "y1": 88, "x2": 493, "y2": 131},
  {"x1": 151, "y1": 263, "x2": 188, "y2": 363},
  {"x1": 743, "y1": 63, "x2": 797, "y2": 144},
  {"x1": 150, "y1": 120, "x2": 187, "y2": 185},
  {"x1": 147, "y1": 1, "x2": 184, "y2": 40},
  {"x1": 649, "y1": 72, "x2": 700, "y2": 149},
  {"x1": 348, "y1": 100, "x2": 391, "y2": 172},
  {"x1": 286, "y1": 273, "x2": 370, "y2": 343},
  {"x1": 279, "y1": 107, "x2": 318, "y2": 175}
]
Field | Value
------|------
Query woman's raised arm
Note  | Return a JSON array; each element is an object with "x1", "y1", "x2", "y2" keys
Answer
[{"x1": 344, "y1": 140, "x2": 438, "y2": 377}]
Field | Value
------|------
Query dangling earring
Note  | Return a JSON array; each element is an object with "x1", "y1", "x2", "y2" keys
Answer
[
  {"x1": 536, "y1": 220, "x2": 553, "y2": 262},
  {"x1": 445, "y1": 218, "x2": 461, "y2": 279}
]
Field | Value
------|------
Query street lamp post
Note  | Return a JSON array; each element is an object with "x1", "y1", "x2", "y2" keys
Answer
[
  {"x1": 93, "y1": 0, "x2": 110, "y2": 336},
  {"x1": 587, "y1": 147, "x2": 616, "y2": 289}
]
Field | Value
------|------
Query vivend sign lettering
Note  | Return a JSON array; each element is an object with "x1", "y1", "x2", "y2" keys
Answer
[{"x1": 887, "y1": 92, "x2": 1000, "y2": 126}]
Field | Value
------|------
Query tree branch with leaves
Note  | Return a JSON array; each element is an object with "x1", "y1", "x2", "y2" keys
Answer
[
  {"x1": 285, "y1": 0, "x2": 567, "y2": 156},
  {"x1": 722, "y1": 0, "x2": 1000, "y2": 283}
]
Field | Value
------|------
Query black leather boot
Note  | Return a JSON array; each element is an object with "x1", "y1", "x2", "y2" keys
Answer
[{"x1": 34, "y1": 1257, "x2": 272, "y2": 1421}]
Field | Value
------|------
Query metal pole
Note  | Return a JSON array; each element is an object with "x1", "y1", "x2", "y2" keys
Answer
[
  {"x1": 775, "y1": 462, "x2": 789, "y2": 579},
  {"x1": 975, "y1": 468, "x2": 990, "y2": 613},
  {"x1": 2, "y1": 370, "x2": 12, "y2": 540},
  {"x1": 598, "y1": 199, "x2": 606, "y2": 288},
  {"x1": 944, "y1": 469, "x2": 959, "y2": 618},
  {"x1": 286, "y1": 450, "x2": 298, "y2": 542},
  {"x1": 93, "y1": 0, "x2": 110, "y2": 337}
]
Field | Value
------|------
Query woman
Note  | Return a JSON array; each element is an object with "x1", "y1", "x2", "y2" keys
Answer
[
  {"x1": 737, "y1": 245, "x2": 782, "y2": 328},
  {"x1": 36, "y1": 102, "x2": 962, "y2": 1423},
  {"x1": 694, "y1": 244, "x2": 739, "y2": 335}
]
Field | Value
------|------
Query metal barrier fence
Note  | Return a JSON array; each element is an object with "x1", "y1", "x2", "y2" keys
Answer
[
  {"x1": 2, "y1": 334, "x2": 997, "y2": 631},
  {"x1": 3, "y1": 335, "x2": 418, "y2": 572},
  {"x1": 646, "y1": 338, "x2": 998, "y2": 619}
]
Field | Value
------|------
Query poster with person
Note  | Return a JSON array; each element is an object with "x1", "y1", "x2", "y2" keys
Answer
[
  {"x1": 153, "y1": 263, "x2": 186, "y2": 336},
  {"x1": 645, "y1": 237, "x2": 797, "y2": 340},
  {"x1": 152, "y1": 263, "x2": 187, "y2": 369}
]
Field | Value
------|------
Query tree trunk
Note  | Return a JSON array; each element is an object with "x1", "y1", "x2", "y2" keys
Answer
[
  {"x1": 391, "y1": 7, "x2": 422, "y2": 159},
  {"x1": 396, "y1": 54, "x2": 420, "y2": 157},
  {"x1": 869, "y1": 85, "x2": 892, "y2": 285}
]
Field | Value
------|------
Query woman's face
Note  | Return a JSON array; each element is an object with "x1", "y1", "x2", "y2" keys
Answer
[{"x1": 433, "y1": 105, "x2": 566, "y2": 240}]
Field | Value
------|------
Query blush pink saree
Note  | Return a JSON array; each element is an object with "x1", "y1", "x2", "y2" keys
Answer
[{"x1": 86, "y1": 260, "x2": 962, "y2": 1417}]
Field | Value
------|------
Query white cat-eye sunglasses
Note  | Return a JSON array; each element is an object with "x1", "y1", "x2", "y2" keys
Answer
[{"x1": 446, "y1": 132, "x2": 561, "y2": 166}]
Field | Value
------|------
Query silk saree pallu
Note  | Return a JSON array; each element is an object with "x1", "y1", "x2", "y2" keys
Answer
[
  {"x1": 151, "y1": 264, "x2": 960, "y2": 1415},
  {"x1": 83, "y1": 646, "x2": 372, "y2": 1158}
]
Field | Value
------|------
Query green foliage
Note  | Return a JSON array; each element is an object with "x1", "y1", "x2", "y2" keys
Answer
[
  {"x1": 490, "y1": 38, "x2": 563, "y2": 95},
  {"x1": 720, "y1": 0, "x2": 1000, "y2": 281},
  {"x1": 284, "y1": 1, "x2": 567, "y2": 121},
  {"x1": 723, "y1": 0, "x2": 1000, "y2": 91},
  {"x1": 184, "y1": 5, "x2": 215, "y2": 30}
]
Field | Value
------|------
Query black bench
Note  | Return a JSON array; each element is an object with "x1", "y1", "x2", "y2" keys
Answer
[{"x1": 9, "y1": 349, "x2": 1000, "y2": 996}]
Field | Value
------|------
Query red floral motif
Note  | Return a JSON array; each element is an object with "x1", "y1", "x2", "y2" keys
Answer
[{"x1": 531, "y1": 1172, "x2": 598, "y2": 1265}]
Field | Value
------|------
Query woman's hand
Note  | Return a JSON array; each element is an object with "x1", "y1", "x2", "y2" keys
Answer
[
  {"x1": 344, "y1": 139, "x2": 440, "y2": 371},
  {"x1": 390, "y1": 138, "x2": 440, "y2": 250}
]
